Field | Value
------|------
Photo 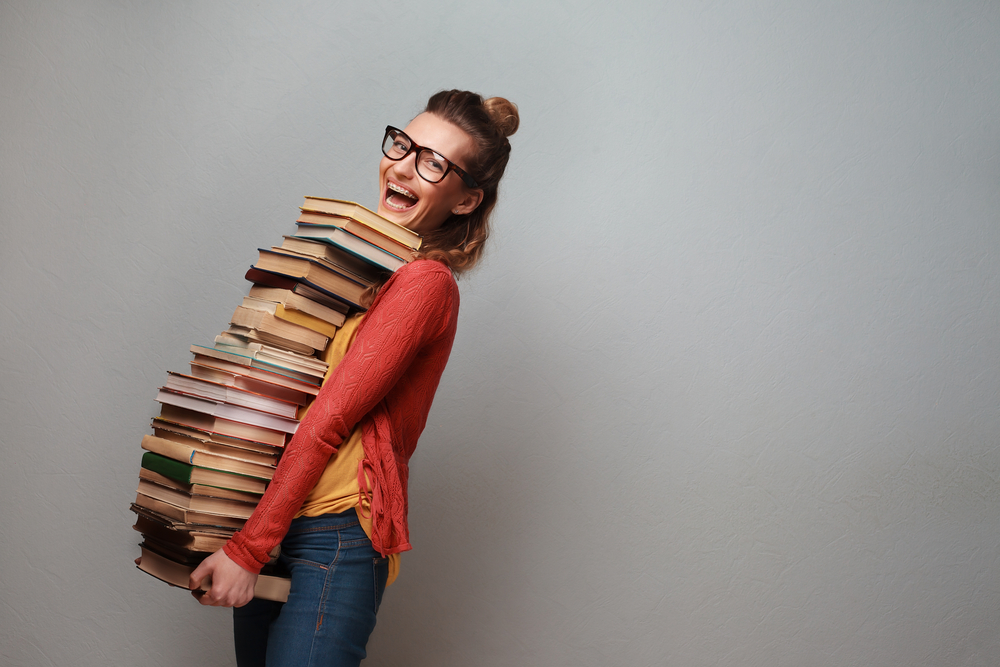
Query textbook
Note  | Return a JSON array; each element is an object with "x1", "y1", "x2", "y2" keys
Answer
[
  {"x1": 244, "y1": 267, "x2": 352, "y2": 314},
  {"x1": 214, "y1": 335, "x2": 329, "y2": 374},
  {"x1": 241, "y1": 296, "x2": 342, "y2": 336},
  {"x1": 139, "y1": 466, "x2": 263, "y2": 503},
  {"x1": 133, "y1": 494, "x2": 247, "y2": 530},
  {"x1": 140, "y1": 451, "x2": 267, "y2": 495},
  {"x1": 137, "y1": 546, "x2": 291, "y2": 602},
  {"x1": 229, "y1": 305, "x2": 330, "y2": 354},
  {"x1": 188, "y1": 361, "x2": 314, "y2": 406},
  {"x1": 155, "y1": 389, "x2": 300, "y2": 434},
  {"x1": 132, "y1": 515, "x2": 230, "y2": 553},
  {"x1": 277, "y1": 236, "x2": 387, "y2": 285},
  {"x1": 226, "y1": 324, "x2": 316, "y2": 357},
  {"x1": 190, "y1": 353, "x2": 321, "y2": 397},
  {"x1": 299, "y1": 197, "x2": 421, "y2": 251},
  {"x1": 240, "y1": 298, "x2": 340, "y2": 338},
  {"x1": 254, "y1": 249, "x2": 368, "y2": 309},
  {"x1": 293, "y1": 222, "x2": 407, "y2": 273},
  {"x1": 164, "y1": 371, "x2": 300, "y2": 419},
  {"x1": 247, "y1": 285, "x2": 348, "y2": 326},
  {"x1": 136, "y1": 478, "x2": 257, "y2": 519},
  {"x1": 141, "y1": 537, "x2": 210, "y2": 566},
  {"x1": 131, "y1": 503, "x2": 236, "y2": 536},
  {"x1": 296, "y1": 210, "x2": 414, "y2": 264},
  {"x1": 190, "y1": 344, "x2": 324, "y2": 387},
  {"x1": 211, "y1": 340, "x2": 328, "y2": 379},
  {"x1": 296, "y1": 209, "x2": 417, "y2": 260},
  {"x1": 157, "y1": 403, "x2": 288, "y2": 448},
  {"x1": 141, "y1": 434, "x2": 277, "y2": 480},
  {"x1": 150, "y1": 421, "x2": 280, "y2": 465},
  {"x1": 140, "y1": 532, "x2": 225, "y2": 561}
]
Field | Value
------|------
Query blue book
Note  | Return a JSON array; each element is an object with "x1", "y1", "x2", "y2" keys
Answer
[{"x1": 294, "y1": 223, "x2": 407, "y2": 272}]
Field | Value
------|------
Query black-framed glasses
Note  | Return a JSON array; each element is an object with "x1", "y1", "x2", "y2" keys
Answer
[{"x1": 381, "y1": 126, "x2": 479, "y2": 188}]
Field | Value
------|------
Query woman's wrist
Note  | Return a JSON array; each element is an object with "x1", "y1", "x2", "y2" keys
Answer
[{"x1": 223, "y1": 537, "x2": 266, "y2": 575}]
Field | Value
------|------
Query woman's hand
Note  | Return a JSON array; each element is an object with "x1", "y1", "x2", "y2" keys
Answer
[{"x1": 189, "y1": 548, "x2": 258, "y2": 608}]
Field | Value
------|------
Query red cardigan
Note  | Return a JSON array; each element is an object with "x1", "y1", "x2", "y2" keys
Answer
[{"x1": 224, "y1": 260, "x2": 460, "y2": 573}]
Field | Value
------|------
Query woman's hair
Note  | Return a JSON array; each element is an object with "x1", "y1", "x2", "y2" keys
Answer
[{"x1": 414, "y1": 89, "x2": 519, "y2": 275}]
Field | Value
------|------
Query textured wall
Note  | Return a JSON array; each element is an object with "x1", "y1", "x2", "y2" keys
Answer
[{"x1": 1, "y1": 1, "x2": 998, "y2": 665}]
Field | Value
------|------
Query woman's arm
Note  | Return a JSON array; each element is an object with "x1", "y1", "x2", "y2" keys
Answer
[{"x1": 193, "y1": 262, "x2": 458, "y2": 598}]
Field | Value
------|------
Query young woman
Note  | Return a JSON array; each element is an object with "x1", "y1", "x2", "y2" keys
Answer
[{"x1": 188, "y1": 89, "x2": 519, "y2": 666}]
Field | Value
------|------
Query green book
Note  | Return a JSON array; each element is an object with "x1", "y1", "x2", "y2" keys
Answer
[{"x1": 140, "y1": 452, "x2": 266, "y2": 495}]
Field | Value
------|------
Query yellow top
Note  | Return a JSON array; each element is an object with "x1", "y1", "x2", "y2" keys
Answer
[{"x1": 294, "y1": 312, "x2": 401, "y2": 585}]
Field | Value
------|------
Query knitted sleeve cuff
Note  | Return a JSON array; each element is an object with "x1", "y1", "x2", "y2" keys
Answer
[{"x1": 223, "y1": 536, "x2": 266, "y2": 575}]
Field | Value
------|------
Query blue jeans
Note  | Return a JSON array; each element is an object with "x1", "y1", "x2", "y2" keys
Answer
[{"x1": 233, "y1": 510, "x2": 389, "y2": 667}]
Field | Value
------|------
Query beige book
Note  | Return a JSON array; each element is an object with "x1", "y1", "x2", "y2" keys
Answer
[
  {"x1": 230, "y1": 306, "x2": 329, "y2": 353},
  {"x1": 300, "y1": 196, "x2": 421, "y2": 250},
  {"x1": 136, "y1": 478, "x2": 257, "y2": 519},
  {"x1": 137, "y1": 546, "x2": 290, "y2": 602},
  {"x1": 134, "y1": 493, "x2": 247, "y2": 530},
  {"x1": 157, "y1": 402, "x2": 288, "y2": 449},
  {"x1": 141, "y1": 434, "x2": 277, "y2": 480}
]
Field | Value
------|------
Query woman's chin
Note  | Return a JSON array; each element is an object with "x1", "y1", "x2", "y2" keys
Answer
[
  {"x1": 378, "y1": 204, "x2": 429, "y2": 234},
  {"x1": 377, "y1": 202, "x2": 407, "y2": 223},
  {"x1": 377, "y1": 202, "x2": 449, "y2": 236}
]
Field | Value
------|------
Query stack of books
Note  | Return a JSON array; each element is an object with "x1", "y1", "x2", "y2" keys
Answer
[{"x1": 132, "y1": 197, "x2": 421, "y2": 601}]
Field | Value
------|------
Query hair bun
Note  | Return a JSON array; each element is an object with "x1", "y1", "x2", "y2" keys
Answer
[{"x1": 483, "y1": 97, "x2": 519, "y2": 138}]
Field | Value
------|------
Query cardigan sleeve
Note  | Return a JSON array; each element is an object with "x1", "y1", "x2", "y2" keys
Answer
[{"x1": 224, "y1": 260, "x2": 459, "y2": 573}]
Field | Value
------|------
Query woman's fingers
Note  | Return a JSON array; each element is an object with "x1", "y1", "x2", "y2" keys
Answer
[{"x1": 188, "y1": 549, "x2": 258, "y2": 607}]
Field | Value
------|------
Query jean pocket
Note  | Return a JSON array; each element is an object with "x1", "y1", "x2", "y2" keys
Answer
[
  {"x1": 280, "y1": 534, "x2": 339, "y2": 570},
  {"x1": 372, "y1": 557, "x2": 389, "y2": 614}
]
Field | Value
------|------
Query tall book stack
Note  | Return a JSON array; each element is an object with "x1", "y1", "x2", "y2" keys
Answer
[{"x1": 132, "y1": 197, "x2": 421, "y2": 601}]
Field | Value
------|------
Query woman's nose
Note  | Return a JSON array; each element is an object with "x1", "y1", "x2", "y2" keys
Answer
[{"x1": 395, "y1": 151, "x2": 418, "y2": 178}]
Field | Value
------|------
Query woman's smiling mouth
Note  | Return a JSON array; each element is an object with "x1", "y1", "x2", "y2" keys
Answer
[{"x1": 385, "y1": 181, "x2": 418, "y2": 211}]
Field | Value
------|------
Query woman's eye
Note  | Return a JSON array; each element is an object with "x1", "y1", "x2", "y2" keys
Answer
[
  {"x1": 393, "y1": 140, "x2": 409, "y2": 152},
  {"x1": 424, "y1": 158, "x2": 445, "y2": 173}
]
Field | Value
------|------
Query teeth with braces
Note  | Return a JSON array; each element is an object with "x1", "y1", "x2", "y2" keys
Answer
[{"x1": 387, "y1": 182, "x2": 417, "y2": 200}]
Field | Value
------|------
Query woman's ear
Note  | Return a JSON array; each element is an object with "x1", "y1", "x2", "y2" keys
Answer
[{"x1": 452, "y1": 189, "x2": 484, "y2": 216}]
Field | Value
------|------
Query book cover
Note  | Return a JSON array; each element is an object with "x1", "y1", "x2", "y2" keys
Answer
[
  {"x1": 141, "y1": 434, "x2": 277, "y2": 480},
  {"x1": 155, "y1": 389, "x2": 300, "y2": 435},
  {"x1": 190, "y1": 344, "x2": 324, "y2": 387},
  {"x1": 245, "y1": 266, "x2": 363, "y2": 312},
  {"x1": 164, "y1": 371, "x2": 300, "y2": 419},
  {"x1": 137, "y1": 546, "x2": 290, "y2": 602},
  {"x1": 293, "y1": 223, "x2": 407, "y2": 272},
  {"x1": 300, "y1": 197, "x2": 421, "y2": 250},
  {"x1": 230, "y1": 305, "x2": 330, "y2": 353},
  {"x1": 240, "y1": 297, "x2": 342, "y2": 337},
  {"x1": 254, "y1": 249, "x2": 368, "y2": 309}
]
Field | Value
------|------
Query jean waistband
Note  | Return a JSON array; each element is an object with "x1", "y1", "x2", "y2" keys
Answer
[{"x1": 287, "y1": 508, "x2": 360, "y2": 534}]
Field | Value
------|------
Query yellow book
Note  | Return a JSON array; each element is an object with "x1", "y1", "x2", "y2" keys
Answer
[{"x1": 274, "y1": 303, "x2": 340, "y2": 338}]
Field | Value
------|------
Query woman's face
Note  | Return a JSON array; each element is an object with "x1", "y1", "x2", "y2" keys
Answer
[{"x1": 377, "y1": 112, "x2": 483, "y2": 235}]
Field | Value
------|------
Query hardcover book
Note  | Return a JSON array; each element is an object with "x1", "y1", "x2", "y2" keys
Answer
[
  {"x1": 140, "y1": 434, "x2": 278, "y2": 480},
  {"x1": 293, "y1": 222, "x2": 407, "y2": 272},
  {"x1": 137, "y1": 546, "x2": 290, "y2": 602},
  {"x1": 299, "y1": 196, "x2": 421, "y2": 250},
  {"x1": 140, "y1": 451, "x2": 267, "y2": 495},
  {"x1": 254, "y1": 249, "x2": 368, "y2": 309},
  {"x1": 155, "y1": 389, "x2": 300, "y2": 435}
]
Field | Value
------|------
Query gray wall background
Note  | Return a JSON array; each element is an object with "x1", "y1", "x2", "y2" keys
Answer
[{"x1": 2, "y1": 1, "x2": 998, "y2": 665}]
